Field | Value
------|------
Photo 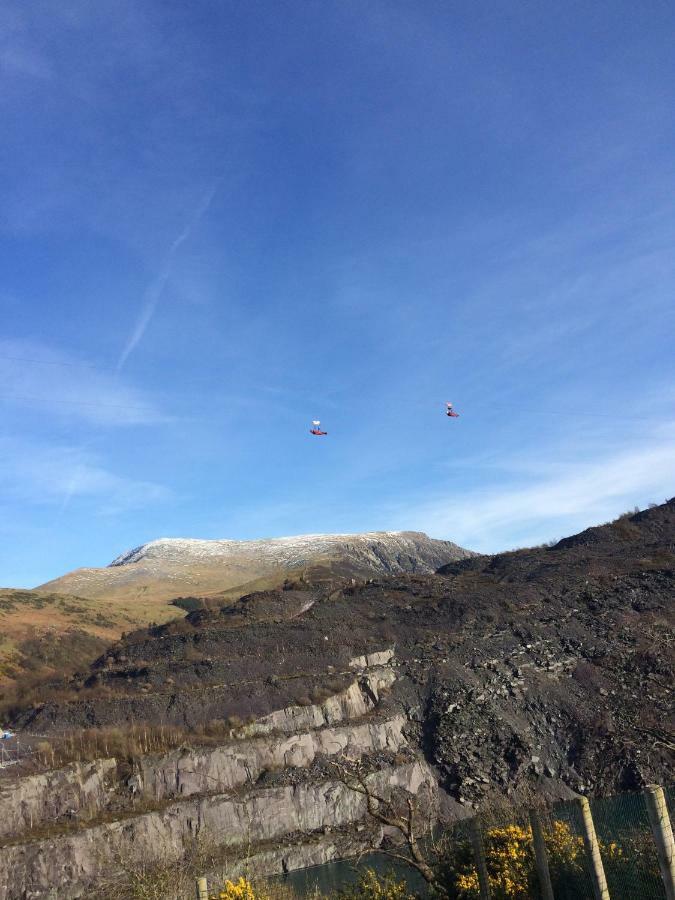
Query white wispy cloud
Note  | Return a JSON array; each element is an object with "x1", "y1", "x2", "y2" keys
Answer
[
  {"x1": 117, "y1": 181, "x2": 221, "y2": 371},
  {"x1": 389, "y1": 428, "x2": 675, "y2": 552},
  {"x1": 0, "y1": 437, "x2": 170, "y2": 516},
  {"x1": 0, "y1": 338, "x2": 165, "y2": 426}
]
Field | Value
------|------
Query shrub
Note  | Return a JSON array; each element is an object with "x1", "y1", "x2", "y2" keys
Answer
[
  {"x1": 27, "y1": 721, "x2": 232, "y2": 771},
  {"x1": 310, "y1": 686, "x2": 333, "y2": 703},
  {"x1": 444, "y1": 824, "x2": 536, "y2": 899},
  {"x1": 440, "y1": 819, "x2": 631, "y2": 899},
  {"x1": 211, "y1": 877, "x2": 268, "y2": 900},
  {"x1": 205, "y1": 718, "x2": 228, "y2": 735},
  {"x1": 617, "y1": 506, "x2": 641, "y2": 519},
  {"x1": 337, "y1": 869, "x2": 415, "y2": 900},
  {"x1": 35, "y1": 740, "x2": 55, "y2": 766}
]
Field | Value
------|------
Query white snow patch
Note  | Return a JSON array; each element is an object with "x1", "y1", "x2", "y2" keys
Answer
[{"x1": 108, "y1": 531, "x2": 463, "y2": 569}]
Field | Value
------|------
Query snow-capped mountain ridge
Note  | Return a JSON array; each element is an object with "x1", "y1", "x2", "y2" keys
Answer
[
  {"x1": 39, "y1": 530, "x2": 474, "y2": 605},
  {"x1": 110, "y1": 531, "x2": 456, "y2": 568}
]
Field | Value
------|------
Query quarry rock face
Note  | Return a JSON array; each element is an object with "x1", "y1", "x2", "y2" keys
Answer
[
  {"x1": 0, "y1": 654, "x2": 436, "y2": 900},
  {"x1": 3, "y1": 501, "x2": 674, "y2": 898},
  {"x1": 0, "y1": 715, "x2": 409, "y2": 842},
  {"x1": 0, "y1": 762, "x2": 434, "y2": 900},
  {"x1": 0, "y1": 759, "x2": 116, "y2": 842},
  {"x1": 137, "y1": 716, "x2": 408, "y2": 803}
]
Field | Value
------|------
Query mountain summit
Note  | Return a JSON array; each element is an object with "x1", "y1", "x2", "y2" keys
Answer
[
  {"x1": 109, "y1": 531, "x2": 470, "y2": 569},
  {"x1": 38, "y1": 530, "x2": 474, "y2": 604}
]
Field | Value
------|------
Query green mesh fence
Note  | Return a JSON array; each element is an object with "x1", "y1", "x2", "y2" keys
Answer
[
  {"x1": 537, "y1": 800, "x2": 598, "y2": 900},
  {"x1": 590, "y1": 791, "x2": 665, "y2": 899},
  {"x1": 434, "y1": 787, "x2": 672, "y2": 899},
  {"x1": 442, "y1": 805, "x2": 537, "y2": 898},
  {"x1": 665, "y1": 784, "x2": 675, "y2": 820}
]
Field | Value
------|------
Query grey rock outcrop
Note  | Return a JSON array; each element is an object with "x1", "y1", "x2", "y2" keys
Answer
[
  {"x1": 0, "y1": 762, "x2": 434, "y2": 900},
  {"x1": 245, "y1": 669, "x2": 396, "y2": 737},
  {"x1": 1, "y1": 669, "x2": 403, "y2": 843},
  {"x1": 0, "y1": 649, "x2": 437, "y2": 900},
  {"x1": 0, "y1": 759, "x2": 116, "y2": 842},
  {"x1": 139, "y1": 715, "x2": 407, "y2": 802}
]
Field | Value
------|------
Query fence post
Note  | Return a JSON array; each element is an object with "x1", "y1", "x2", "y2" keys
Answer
[
  {"x1": 529, "y1": 810, "x2": 555, "y2": 900},
  {"x1": 196, "y1": 876, "x2": 209, "y2": 900},
  {"x1": 470, "y1": 817, "x2": 491, "y2": 900},
  {"x1": 577, "y1": 797, "x2": 610, "y2": 900},
  {"x1": 645, "y1": 784, "x2": 675, "y2": 900}
]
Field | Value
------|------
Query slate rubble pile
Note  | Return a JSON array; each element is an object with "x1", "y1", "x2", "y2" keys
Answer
[{"x1": 11, "y1": 501, "x2": 675, "y2": 810}]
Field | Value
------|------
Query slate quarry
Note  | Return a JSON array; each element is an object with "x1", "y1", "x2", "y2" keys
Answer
[{"x1": 2, "y1": 501, "x2": 673, "y2": 898}]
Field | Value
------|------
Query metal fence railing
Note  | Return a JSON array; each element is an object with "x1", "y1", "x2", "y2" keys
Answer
[
  {"x1": 437, "y1": 784, "x2": 675, "y2": 900},
  {"x1": 0, "y1": 738, "x2": 33, "y2": 771},
  {"x1": 0, "y1": 743, "x2": 20, "y2": 769}
]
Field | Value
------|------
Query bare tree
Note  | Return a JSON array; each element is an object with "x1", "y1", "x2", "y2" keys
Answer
[{"x1": 327, "y1": 759, "x2": 444, "y2": 894}]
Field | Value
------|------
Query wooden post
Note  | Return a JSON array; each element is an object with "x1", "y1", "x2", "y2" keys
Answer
[
  {"x1": 577, "y1": 797, "x2": 610, "y2": 900},
  {"x1": 645, "y1": 785, "x2": 675, "y2": 900},
  {"x1": 470, "y1": 817, "x2": 491, "y2": 900},
  {"x1": 196, "y1": 876, "x2": 209, "y2": 900},
  {"x1": 529, "y1": 810, "x2": 555, "y2": 900}
]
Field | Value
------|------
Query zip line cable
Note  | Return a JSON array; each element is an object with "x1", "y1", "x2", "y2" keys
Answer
[
  {"x1": 0, "y1": 391, "x2": 666, "y2": 424},
  {"x1": 0, "y1": 353, "x2": 260, "y2": 396},
  {"x1": 0, "y1": 356, "x2": 669, "y2": 424},
  {"x1": 0, "y1": 355, "x2": 101, "y2": 370},
  {"x1": 0, "y1": 394, "x2": 159, "y2": 413}
]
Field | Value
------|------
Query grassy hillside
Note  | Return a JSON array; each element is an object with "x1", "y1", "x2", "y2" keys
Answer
[
  {"x1": 37, "y1": 532, "x2": 471, "y2": 605},
  {"x1": 36, "y1": 559, "x2": 276, "y2": 605},
  {"x1": 0, "y1": 588, "x2": 183, "y2": 701}
]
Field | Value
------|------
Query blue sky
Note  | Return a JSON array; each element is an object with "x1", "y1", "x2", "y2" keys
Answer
[{"x1": 1, "y1": 0, "x2": 674, "y2": 587}]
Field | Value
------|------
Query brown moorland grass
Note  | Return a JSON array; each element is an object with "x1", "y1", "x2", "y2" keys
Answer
[
  {"x1": 22, "y1": 719, "x2": 242, "y2": 774},
  {"x1": 0, "y1": 588, "x2": 186, "y2": 697}
]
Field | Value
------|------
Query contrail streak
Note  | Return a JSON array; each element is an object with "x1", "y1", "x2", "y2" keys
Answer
[{"x1": 117, "y1": 181, "x2": 220, "y2": 371}]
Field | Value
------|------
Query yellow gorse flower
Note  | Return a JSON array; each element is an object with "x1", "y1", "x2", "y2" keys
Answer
[
  {"x1": 448, "y1": 819, "x2": 626, "y2": 899},
  {"x1": 211, "y1": 877, "x2": 268, "y2": 900},
  {"x1": 335, "y1": 868, "x2": 415, "y2": 900}
]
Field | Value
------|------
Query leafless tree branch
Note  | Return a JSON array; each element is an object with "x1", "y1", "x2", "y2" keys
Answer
[{"x1": 327, "y1": 759, "x2": 442, "y2": 892}]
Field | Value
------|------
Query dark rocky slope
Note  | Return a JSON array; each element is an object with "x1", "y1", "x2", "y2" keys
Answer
[{"x1": 14, "y1": 501, "x2": 675, "y2": 803}]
